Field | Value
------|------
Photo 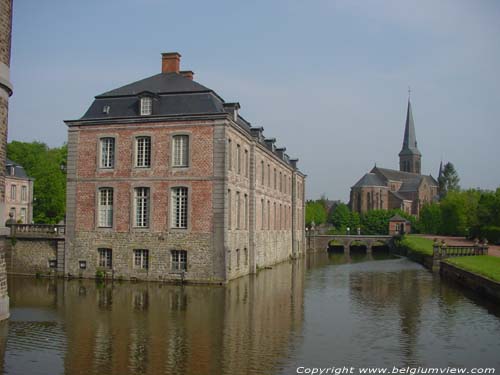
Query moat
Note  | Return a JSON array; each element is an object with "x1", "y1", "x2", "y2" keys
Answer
[{"x1": 0, "y1": 251, "x2": 499, "y2": 375}]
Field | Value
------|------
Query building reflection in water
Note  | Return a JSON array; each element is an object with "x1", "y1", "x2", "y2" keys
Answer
[{"x1": 1, "y1": 259, "x2": 305, "y2": 375}]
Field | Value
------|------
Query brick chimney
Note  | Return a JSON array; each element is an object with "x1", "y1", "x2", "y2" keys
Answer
[
  {"x1": 161, "y1": 52, "x2": 181, "y2": 73},
  {"x1": 180, "y1": 70, "x2": 194, "y2": 80}
]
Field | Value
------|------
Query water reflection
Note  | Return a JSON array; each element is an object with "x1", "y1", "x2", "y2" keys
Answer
[
  {"x1": 1, "y1": 260, "x2": 305, "y2": 375},
  {"x1": 1, "y1": 253, "x2": 500, "y2": 375}
]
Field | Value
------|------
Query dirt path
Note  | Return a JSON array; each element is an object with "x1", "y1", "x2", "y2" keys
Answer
[{"x1": 418, "y1": 235, "x2": 500, "y2": 257}]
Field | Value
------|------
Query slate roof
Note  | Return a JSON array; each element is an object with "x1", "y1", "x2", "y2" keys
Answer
[
  {"x1": 81, "y1": 73, "x2": 226, "y2": 120},
  {"x1": 5, "y1": 159, "x2": 30, "y2": 179},
  {"x1": 372, "y1": 167, "x2": 421, "y2": 182},
  {"x1": 399, "y1": 99, "x2": 421, "y2": 156},
  {"x1": 389, "y1": 190, "x2": 407, "y2": 201},
  {"x1": 352, "y1": 173, "x2": 385, "y2": 188},
  {"x1": 389, "y1": 214, "x2": 409, "y2": 222}
]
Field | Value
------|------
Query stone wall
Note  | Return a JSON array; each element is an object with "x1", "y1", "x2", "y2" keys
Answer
[{"x1": 5, "y1": 238, "x2": 58, "y2": 276}]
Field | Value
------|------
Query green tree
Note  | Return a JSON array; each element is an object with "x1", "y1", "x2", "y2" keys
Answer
[
  {"x1": 438, "y1": 162, "x2": 460, "y2": 199},
  {"x1": 418, "y1": 203, "x2": 442, "y2": 234},
  {"x1": 439, "y1": 190, "x2": 479, "y2": 236},
  {"x1": 305, "y1": 200, "x2": 327, "y2": 227},
  {"x1": 328, "y1": 203, "x2": 360, "y2": 233},
  {"x1": 360, "y1": 209, "x2": 394, "y2": 235},
  {"x1": 7, "y1": 141, "x2": 67, "y2": 224}
]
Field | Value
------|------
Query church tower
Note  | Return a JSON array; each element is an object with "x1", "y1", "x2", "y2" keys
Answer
[{"x1": 399, "y1": 98, "x2": 421, "y2": 174}]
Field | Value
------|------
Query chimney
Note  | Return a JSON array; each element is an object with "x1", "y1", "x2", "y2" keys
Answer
[
  {"x1": 161, "y1": 52, "x2": 181, "y2": 73},
  {"x1": 223, "y1": 102, "x2": 240, "y2": 121},
  {"x1": 180, "y1": 70, "x2": 194, "y2": 80}
]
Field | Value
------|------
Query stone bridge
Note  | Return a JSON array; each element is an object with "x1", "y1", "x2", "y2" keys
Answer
[{"x1": 307, "y1": 234, "x2": 393, "y2": 254}]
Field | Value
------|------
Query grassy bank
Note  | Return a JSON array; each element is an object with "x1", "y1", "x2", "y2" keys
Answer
[
  {"x1": 398, "y1": 235, "x2": 434, "y2": 256},
  {"x1": 444, "y1": 256, "x2": 500, "y2": 282}
]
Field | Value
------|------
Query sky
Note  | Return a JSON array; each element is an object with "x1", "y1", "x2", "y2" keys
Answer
[{"x1": 8, "y1": 0, "x2": 500, "y2": 201}]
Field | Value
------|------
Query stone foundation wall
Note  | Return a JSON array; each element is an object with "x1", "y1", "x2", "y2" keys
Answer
[
  {"x1": 5, "y1": 238, "x2": 58, "y2": 276},
  {"x1": 67, "y1": 231, "x2": 224, "y2": 283}
]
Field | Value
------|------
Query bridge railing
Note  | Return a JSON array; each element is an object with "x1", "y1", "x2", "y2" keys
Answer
[
  {"x1": 433, "y1": 239, "x2": 488, "y2": 259},
  {"x1": 8, "y1": 224, "x2": 66, "y2": 238}
]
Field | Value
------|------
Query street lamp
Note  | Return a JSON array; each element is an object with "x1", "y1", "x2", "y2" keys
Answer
[{"x1": 347, "y1": 227, "x2": 350, "y2": 236}]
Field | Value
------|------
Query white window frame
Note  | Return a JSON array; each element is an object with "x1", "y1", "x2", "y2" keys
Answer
[
  {"x1": 98, "y1": 188, "x2": 113, "y2": 228},
  {"x1": 134, "y1": 249, "x2": 149, "y2": 270},
  {"x1": 140, "y1": 97, "x2": 153, "y2": 116},
  {"x1": 21, "y1": 185, "x2": 28, "y2": 201},
  {"x1": 100, "y1": 137, "x2": 115, "y2": 169},
  {"x1": 98, "y1": 248, "x2": 112, "y2": 269},
  {"x1": 20, "y1": 207, "x2": 27, "y2": 224},
  {"x1": 172, "y1": 135, "x2": 189, "y2": 168},
  {"x1": 10, "y1": 185, "x2": 16, "y2": 201},
  {"x1": 171, "y1": 187, "x2": 188, "y2": 229},
  {"x1": 171, "y1": 250, "x2": 187, "y2": 271},
  {"x1": 134, "y1": 187, "x2": 150, "y2": 228},
  {"x1": 135, "y1": 136, "x2": 151, "y2": 168}
]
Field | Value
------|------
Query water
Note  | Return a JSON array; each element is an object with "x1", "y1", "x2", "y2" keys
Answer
[{"x1": 0, "y1": 251, "x2": 499, "y2": 375}]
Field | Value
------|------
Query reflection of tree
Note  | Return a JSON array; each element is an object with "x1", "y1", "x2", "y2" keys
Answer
[{"x1": 4, "y1": 260, "x2": 305, "y2": 375}]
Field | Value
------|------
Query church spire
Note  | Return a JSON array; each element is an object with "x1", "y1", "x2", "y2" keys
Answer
[{"x1": 399, "y1": 95, "x2": 422, "y2": 174}]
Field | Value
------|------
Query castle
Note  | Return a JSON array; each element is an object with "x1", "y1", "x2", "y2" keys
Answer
[
  {"x1": 350, "y1": 98, "x2": 438, "y2": 216},
  {"x1": 64, "y1": 52, "x2": 306, "y2": 283}
]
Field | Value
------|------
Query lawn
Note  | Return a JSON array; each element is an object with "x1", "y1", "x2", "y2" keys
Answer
[
  {"x1": 445, "y1": 256, "x2": 500, "y2": 282},
  {"x1": 399, "y1": 235, "x2": 434, "y2": 256}
]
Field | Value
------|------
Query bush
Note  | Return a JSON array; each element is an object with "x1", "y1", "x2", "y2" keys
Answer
[{"x1": 481, "y1": 226, "x2": 500, "y2": 244}]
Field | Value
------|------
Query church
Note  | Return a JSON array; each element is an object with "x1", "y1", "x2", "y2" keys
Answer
[{"x1": 350, "y1": 99, "x2": 438, "y2": 216}]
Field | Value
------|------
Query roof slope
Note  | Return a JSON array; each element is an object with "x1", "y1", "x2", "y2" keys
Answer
[
  {"x1": 5, "y1": 159, "x2": 30, "y2": 179},
  {"x1": 353, "y1": 173, "x2": 386, "y2": 188}
]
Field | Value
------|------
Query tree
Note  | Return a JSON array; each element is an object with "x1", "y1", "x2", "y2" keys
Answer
[
  {"x1": 418, "y1": 203, "x2": 442, "y2": 234},
  {"x1": 328, "y1": 203, "x2": 360, "y2": 233},
  {"x1": 438, "y1": 162, "x2": 460, "y2": 199},
  {"x1": 7, "y1": 141, "x2": 67, "y2": 224},
  {"x1": 305, "y1": 200, "x2": 327, "y2": 227},
  {"x1": 360, "y1": 210, "x2": 394, "y2": 235}
]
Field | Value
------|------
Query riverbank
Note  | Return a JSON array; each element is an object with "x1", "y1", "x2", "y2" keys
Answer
[{"x1": 395, "y1": 235, "x2": 500, "y2": 303}]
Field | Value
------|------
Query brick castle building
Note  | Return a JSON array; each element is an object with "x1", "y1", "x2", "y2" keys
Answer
[
  {"x1": 350, "y1": 99, "x2": 438, "y2": 216},
  {"x1": 64, "y1": 52, "x2": 306, "y2": 283}
]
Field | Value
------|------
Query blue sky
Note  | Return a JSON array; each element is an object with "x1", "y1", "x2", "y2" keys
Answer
[{"x1": 8, "y1": 0, "x2": 500, "y2": 201}]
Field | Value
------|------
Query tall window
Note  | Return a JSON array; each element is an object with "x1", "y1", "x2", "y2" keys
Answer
[
  {"x1": 274, "y1": 168, "x2": 277, "y2": 189},
  {"x1": 244, "y1": 194, "x2": 248, "y2": 229},
  {"x1": 267, "y1": 164, "x2": 271, "y2": 187},
  {"x1": 134, "y1": 249, "x2": 149, "y2": 270},
  {"x1": 171, "y1": 187, "x2": 188, "y2": 229},
  {"x1": 236, "y1": 192, "x2": 241, "y2": 229},
  {"x1": 98, "y1": 248, "x2": 112, "y2": 269},
  {"x1": 135, "y1": 136, "x2": 151, "y2": 167},
  {"x1": 20, "y1": 207, "x2": 27, "y2": 224},
  {"x1": 236, "y1": 144, "x2": 241, "y2": 174},
  {"x1": 261, "y1": 198, "x2": 265, "y2": 230},
  {"x1": 171, "y1": 250, "x2": 187, "y2": 271},
  {"x1": 261, "y1": 160, "x2": 264, "y2": 185},
  {"x1": 10, "y1": 185, "x2": 16, "y2": 201},
  {"x1": 98, "y1": 188, "x2": 113, "y2": 228},
  {"x1": 244, "y1": 149, "x2": 249, "y2": 178},
  {"x1": 267, "y1": 200, "x2": 271, "y2": 230},
  {"x1": 140, "y1": 97, "x2": 152, "y2": 116},
  {"x1": 228, "y1": 189, "x2": 232, "y2": 230},
  {"x1": 21, "y1": 186, "x2": 28, "y2": 201},
  {"x1": 134, "y1": 187, "x2": 150, "y2": 227},
  {"x1": 228, "y1": 139, "x2": 232, "y2": 170},
  {"x1": 279, "y1": 172, "x2": 282, "y2": 192},
  {"x1": 100, "y1": 137, "x2": 115, "y2": 168},
  {"x1": 172, "y1": 135, "x2": 189, "y2": 167},
  {"x1": 236, "y1": 249, "x2": 240, "y2": 269}
]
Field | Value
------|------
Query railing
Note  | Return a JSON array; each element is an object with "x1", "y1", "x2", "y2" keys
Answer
[
  {"x1": 8, "y1": 224, "x2": 66, "y2": 238},
  {"x1": 433, "y1": 239, "x2": 488, "y2": 259}
]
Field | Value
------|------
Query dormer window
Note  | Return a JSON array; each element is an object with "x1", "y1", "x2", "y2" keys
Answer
[
  {"x1": 140, "y1": 97, "x2": 152, "y2": 116},
  {"x1": 102, "y1": 105, "x2": 110, "y2": 114}
]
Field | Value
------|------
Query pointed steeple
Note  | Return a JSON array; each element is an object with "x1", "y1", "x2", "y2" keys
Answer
[
  {"x1": 399, "y1": 96, "x2": 422, "y2": 174},
  {"x1": 438, "y1": 160, "x2": 443, "y2": 180},
  {"x1": 400, "y1": 99, "x2": 421, "y2": 156}
]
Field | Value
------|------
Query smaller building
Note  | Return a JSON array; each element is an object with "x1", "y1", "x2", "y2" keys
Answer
[
  {"x1": 4, "y1": 159, "x2": 34, "y2": 224},
  {"x1": 389, "y1": 214, "x2": 411, "y2": 236}
]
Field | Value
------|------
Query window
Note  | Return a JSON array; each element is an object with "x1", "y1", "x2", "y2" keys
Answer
[
  {"x1": 274, "y1": 168, "x2": 277, "y2": 189},
  {"x1": 21, "y1": 186, "x2": 28, "y2": 201},
  {"x1": 98, "y1": 248, "x2": 112, "y2": 269},
  {"x1": 261, "y1": 160, "x2": 264, "y2": 185},
  {"x1": 236, "y1": 249, "x2": 240, "y2": 269},
  {"x1": 236, "y1": 192, "x2": 241, "y2": 229},
  {"x1": 134, "y1": 187, "x2": 150, "y2": 228},
  {"x1": 236, "y1": 144, "x2": 241, "y2": 174},
  {"x1": 279, "y1": 172, "x2": 282, "y2": 192},
  {"x1": 274, "y1": 202, "x2": 277, "y2": 230},
  {"x1": 228, "y1": 139, "x2": 232, "y2": 170},
  {"x1": 244, "y1": 248, "x2": 248, "y2": 266},
  {"x1": 172, "y1": 135, "x2": 189, "y2": 167},
  {"x1": 171, "y1": 250, "x2": 187, "y2": 271},
  {"x1": 228, "y1": 189, "x2": 232, "y2": 230},
  {"x1": 244, "y1": 149, "x2": 249, "y2": 178},
  {"x1": 261, "y1": 199, "x2": 265, "y2": 230},
  {"x1": 10, "y1": 185, "x2": 16, "y2": 200},
  {"x1": 9, "y1": 207, "x2": 15, "y2": 220},
  {"x1": 140, "y1": 97, "x2": 152, "y2": 116},
  {"x1": 171, "y1": 187, "x2": 188, "y2": 228},
  {"x1": 20, "y1": 208, "x2": 27, "y2": 224},
  {"x1": 267, "y1": 200, "x2": 271, "y2": 230},
  {"x1": 100, "y1": 137, "x2": 115, "y2": 168},
  {"x1": 134, "y1": 249, "x2": 149, "y2": 270},
  {"x1": 244, "y1": 194, "x2": 248, "y2": 229},
  {"x1": 98, "y1": 188, "x2": 113, "y2": 228},
  {"x1": 267, "y1": 164, "x2": 271, "y2": 187},
  {"x1": 135, "y1": 136, "x2": 151, "y2": 168}
]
